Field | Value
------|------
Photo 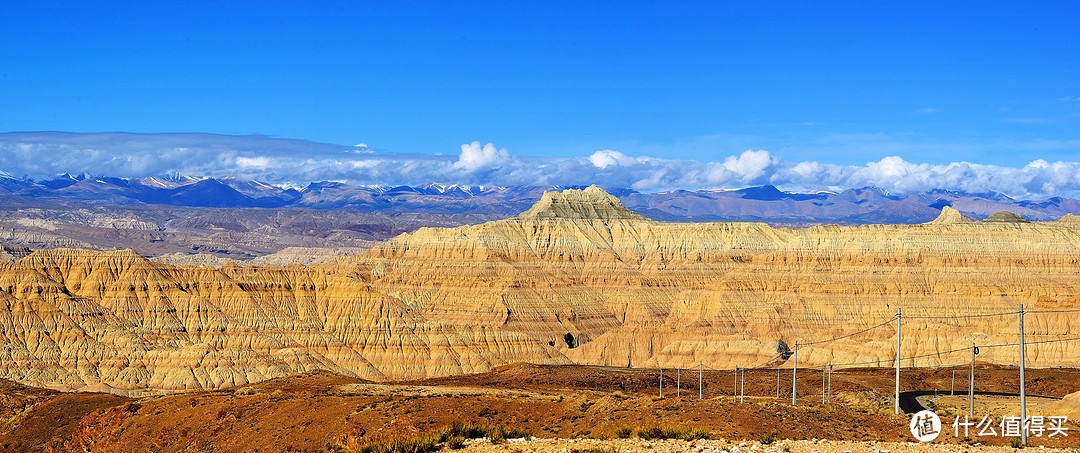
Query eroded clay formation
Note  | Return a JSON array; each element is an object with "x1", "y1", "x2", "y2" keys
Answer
[{"x1": 1, "y1": 186, "x2": 1078, "y2": 392}]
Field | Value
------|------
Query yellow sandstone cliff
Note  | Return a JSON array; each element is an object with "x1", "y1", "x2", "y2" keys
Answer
[{"x1": 1, "y1": 186, "x2": 1078, "y2": 392}]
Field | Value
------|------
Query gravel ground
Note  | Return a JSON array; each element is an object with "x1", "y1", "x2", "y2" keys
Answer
[{"x1": 457, "y1": 437, "x2": 1075, "y2": 452}]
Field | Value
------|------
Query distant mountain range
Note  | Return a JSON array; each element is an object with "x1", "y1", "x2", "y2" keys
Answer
[
  {"x1": 621, "y1": 186, "x2": 1080, "y2": 225},
  {"x1": 2, "y1": 172, "x2": 1078, "y2": 225}
]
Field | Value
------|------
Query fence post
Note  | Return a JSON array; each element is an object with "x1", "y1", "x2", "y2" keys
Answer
[
  {"x1": 699, "y1": 361, "x2": 702, "y2": 400},
  {"x1": 677, "y1": 368, "x2": 680, "y2": 398},
  {"x1": 659, "y1": 369, "x2": 663, "y2": 398}
]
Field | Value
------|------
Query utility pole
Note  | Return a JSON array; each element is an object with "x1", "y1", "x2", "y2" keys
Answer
[
  {"x1": 1020, "y1": 304, "x2": 1027, "y2": 446},
  {"x1": 677, "y1": 368, "x2": 680, "y2": 398},
  {"x1": 734, "y1": 366, "x2": 739, "y2": 402},
  {"x1": 698, "y1": 361, "x2": 702, "y2": 400},
  {"x1": 822, "y1": 364, "x2": 827, "y2": 404},
  {"x1": 970, "y1": 343, "x2": 976, "y2": 418},
  {"x1": 895, "y1": 308, "x2": 901, "y2": 415},
  {"x1": 827, "y1": 363, "x2": 832, "y2": 405},
  {"x1": 792, "y1": 341, "x2": 798, "y2": 406}
]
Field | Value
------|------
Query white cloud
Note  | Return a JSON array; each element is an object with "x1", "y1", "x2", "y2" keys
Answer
[
  {"x1": 722, "y1": 149, "x2": 776, "y2": 183},
  {"x1": 454, "y1": 141, "x2": 509, "y2": 171},
  {"x1": 588, "y1": 149, "x2": 648, "y2": 169},
  {"x1": 350, "y1": 160, "x2": 379, "y2": 169},
  {"x1": 692, "y1": 150, "x2": 777, "y2": 186},
  {"x1": 3, "y1": 132, "x2": 1080, "y2": 199},
  {"x1": 1026, "y1": 159, "x2": 1050, "y2": 170},
  {"x1": 236, "y1": 156, "x2": 272, "y2": 169}
]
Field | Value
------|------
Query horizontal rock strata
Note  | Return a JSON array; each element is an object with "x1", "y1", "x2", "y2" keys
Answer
[{"x1": 1, "y1": 186, "x2": 1079, "y2": 391}]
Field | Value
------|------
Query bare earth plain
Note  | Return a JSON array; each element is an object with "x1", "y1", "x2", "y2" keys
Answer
[{"x1": 2, "y1": 364, "x2": 1079, "y2": 451}]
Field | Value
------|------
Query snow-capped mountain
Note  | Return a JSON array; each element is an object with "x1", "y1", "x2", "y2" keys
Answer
[{"x1": 0, "y1": 174, "x2": 1077, "y2": 224}]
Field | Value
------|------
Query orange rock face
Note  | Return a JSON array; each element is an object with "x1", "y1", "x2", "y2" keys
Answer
[{"x1": 1, "y1": 186, "x2": 1079, "y2": 392}]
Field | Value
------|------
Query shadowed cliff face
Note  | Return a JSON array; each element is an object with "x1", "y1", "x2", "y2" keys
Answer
[{"x1": 2, "y1": 187, "x2": 1080, "y2": 392}]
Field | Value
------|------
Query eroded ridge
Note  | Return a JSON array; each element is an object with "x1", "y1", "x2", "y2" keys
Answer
[{"x1": 1, "y1": 187, "x2": 1079, "y2": 392}]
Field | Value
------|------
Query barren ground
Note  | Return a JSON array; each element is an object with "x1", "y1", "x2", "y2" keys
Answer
[{"x1": 2, "y1": 363, "x2": 1079, "y2": 452}]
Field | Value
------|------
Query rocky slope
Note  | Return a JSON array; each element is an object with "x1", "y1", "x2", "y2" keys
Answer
[
  {"x1": 0, "y1": 204, "x2": 500, "y2": 265},
  {"x1": 1, "y1": 186, "x2": 1079, "y2": 392}
]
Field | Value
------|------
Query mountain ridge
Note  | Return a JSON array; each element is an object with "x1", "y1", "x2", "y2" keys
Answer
[{"x1": 1, "y1": 173, "x2": 1079, "y2": 224}]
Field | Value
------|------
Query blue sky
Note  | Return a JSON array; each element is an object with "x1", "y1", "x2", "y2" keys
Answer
[{"x1": 1, "y1": 1, "x2": 1079, "y2": 195}]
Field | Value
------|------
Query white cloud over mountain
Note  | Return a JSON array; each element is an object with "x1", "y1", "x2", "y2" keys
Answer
[
  {"x1": 2, "y1": 131, "x2": 1079, "y2": 198},
  {"x1": 454, "y1": 141, "x2": 509, "y2": 171}
]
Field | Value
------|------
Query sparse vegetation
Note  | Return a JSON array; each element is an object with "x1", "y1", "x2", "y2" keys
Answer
[
  {"x1": 356, "y1": 444, "x2": 387, "y2": 453},
  {"x1": 444, "y1": 421, "x2": 529, "y2": 442},
  {"x1": 1010, "y1": 437, "x2": 1024, "y2": 449},
  {"x1": 634, "y1": 426, "x2": 710, "y2": 441},
  {"x1": 614, "y1": 426, "x2": 633, "y2": 438},
  {"x1": 349, "y1": 423, "x2": 528, "y2": 453},
  {"x1": 758, "y1": 432, "x2": 776, "y2": 445},
  {"x1": 391, "y1": 434, "x2": 441, "y2": 453}
]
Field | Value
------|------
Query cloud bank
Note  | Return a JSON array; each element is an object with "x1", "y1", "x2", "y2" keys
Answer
[{"x1": 2, "y1": 131, "x2": 1079, "y2": 199}]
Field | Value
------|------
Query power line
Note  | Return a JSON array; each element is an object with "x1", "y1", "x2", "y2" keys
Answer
[
  {"x1": 801, "y1": 318, "x2": 895, "y2": 346},
  {"x1": 829, "y1": 346, "x2": 969, "y2": 368},
  {"x1": 827, "y1": 337, "x2": 1080, "y2": 368},
  {"x1": 902, "y1": 346, "x2": 976, "y2": 362},
  {"x1": 903, "y1": 311, "x2": 1020, "y2": 320},
  {"x1": 980, "y1": 336, "x2": 1080, "y2": 349}
]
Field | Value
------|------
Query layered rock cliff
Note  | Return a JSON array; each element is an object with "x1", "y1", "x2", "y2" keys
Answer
[{"x1": 1, "y1": 186, "x2": 1079, "y2": 392}]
